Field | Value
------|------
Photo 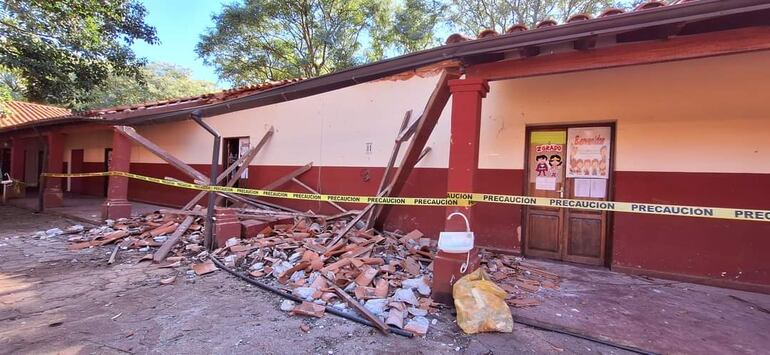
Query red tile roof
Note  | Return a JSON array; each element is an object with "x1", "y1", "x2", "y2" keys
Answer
[
  {"x1": 0, "y1": 101, "x2": 71, "y2": 129},
  {"x1": 445, "y1": 0, "x2": 695, "y2": 44},
  {"x1": 81, "y1": 78, "x2": 304, "y2": 119}
]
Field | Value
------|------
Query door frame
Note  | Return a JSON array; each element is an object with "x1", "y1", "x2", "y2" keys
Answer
[
  {"x1": 520, "y1": 121, "x2": 617, "y2": 267},
  {"x1": 103, "y1": 148, "x2": 112, "y2": 197},
  {"x1": 221, "y1": 136, "x2": 250, "y2": 187}
]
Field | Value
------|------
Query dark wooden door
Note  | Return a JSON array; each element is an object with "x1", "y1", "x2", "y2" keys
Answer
[
  {"x1": 524, "y1": 126, "x2": 612, "y2": 266},
  {"x1": 524, "y1": 129, "x2": 567, "y2": 260},
  {"x1": 70, "y1": 149, "x2": 84, "y2": 193}
]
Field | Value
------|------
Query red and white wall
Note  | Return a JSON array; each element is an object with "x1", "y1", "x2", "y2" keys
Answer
[{"x1": 59, "y1": 50, "x2": 770, "y2": 292}]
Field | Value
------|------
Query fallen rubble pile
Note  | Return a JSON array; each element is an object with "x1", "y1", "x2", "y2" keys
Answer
[
  {"x1": 481, "y1": 251, "x2": 561, "y2": 308},
  {"x1": 210, "y1": 216, "x2": 440, "y2": 335},
  {"x1": 64, "y1": 208, "x2": 439, "y2": 336}
]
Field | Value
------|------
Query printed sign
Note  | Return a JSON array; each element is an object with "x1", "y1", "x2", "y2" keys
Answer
[
  {"x1": 566, "y1": 127, "x2": 611, "y2": 179},
  {"x1": 529, "y1": 131, "x2": 566, "y2": 190}
]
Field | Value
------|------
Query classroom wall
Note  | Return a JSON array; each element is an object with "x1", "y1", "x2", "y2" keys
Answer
[{"x1": 57, "y1": 50, "x2": 770, "y2": 291}]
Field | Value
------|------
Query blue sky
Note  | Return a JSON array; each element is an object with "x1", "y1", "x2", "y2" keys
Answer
[{"x1": 131, "y1": 0, "x2": 228, "y2": 87}]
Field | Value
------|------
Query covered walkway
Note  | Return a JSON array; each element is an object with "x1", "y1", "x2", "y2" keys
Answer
[{"x1": 5, "y1": 192, "x2": 163, "y2": 224}]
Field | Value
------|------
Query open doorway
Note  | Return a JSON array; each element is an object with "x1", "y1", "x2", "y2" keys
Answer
[
  {"x1": 222, "y1": 137, "x2": 250, "y2": 188},
  {"x1": 0, "y1": 148, "x2": 10, "y2": 178},
  {"x1": 103, "y1": 148, "x2": 112, "y2": 196},
  {"x1": 522, "y1": 124, "x2": 615, "y2": 266}
]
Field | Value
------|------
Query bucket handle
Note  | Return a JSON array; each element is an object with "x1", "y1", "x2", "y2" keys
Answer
[{"x1": 446, "y1": 212, "x2": 471, "y2": 273}]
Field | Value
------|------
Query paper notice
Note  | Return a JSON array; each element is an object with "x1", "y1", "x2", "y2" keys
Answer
[
  {"x1": 574, "y1": 178, "x2": 591, "y2": 197},
  {"x1": 535, "y1": 176, "x2": 557, "y2": 191},
  {"x1": 590, "y1": 179, "x2": 607, "y2": 198}
]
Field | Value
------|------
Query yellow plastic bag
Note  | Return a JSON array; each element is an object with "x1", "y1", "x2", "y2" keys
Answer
[{"x1": 453, "y1": 268, "x2": 514, "y2": 334}]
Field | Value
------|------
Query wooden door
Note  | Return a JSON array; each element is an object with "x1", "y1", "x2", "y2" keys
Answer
[
  {"x1": 524, "y1": 126, "x2": 612, "y2": 266},
  {"x1": 524, "y1": 129, "x2": 567, "y2": 260}
]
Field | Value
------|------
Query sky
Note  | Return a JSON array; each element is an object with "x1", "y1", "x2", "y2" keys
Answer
[{"x1": 131, "y1": 0, "x2": 228, "y2": 87}]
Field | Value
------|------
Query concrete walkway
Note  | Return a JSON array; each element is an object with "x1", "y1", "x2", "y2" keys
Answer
[
  {"x1": 6, "y1": 193, "x2": 163, "y2": 224},
  {"x1": 507, "y1": 259, "x2": 770, "y2": 354}
]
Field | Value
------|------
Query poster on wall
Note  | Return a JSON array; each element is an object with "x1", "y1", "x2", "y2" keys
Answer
[
  {"x1": 566, "y1": 127, "x2": 611, "y2": 179},
  {"x1": 529, "y1": 131, "x2": 566, "y2": 191}
]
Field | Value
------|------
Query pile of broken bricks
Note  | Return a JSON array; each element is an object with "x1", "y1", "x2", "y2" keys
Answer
[
  {"x1": 211, "y1": 218, "x2": 439, "y2": 336},
  {"x1": 62, "y1": 209, "x2": 560, "y2": 337},
  {"x1": 481, "y1": 251, "x2": 561, "y2": 308},
  {"x1": 64, "y1": 209, "x2": 440, "y2": 336}
]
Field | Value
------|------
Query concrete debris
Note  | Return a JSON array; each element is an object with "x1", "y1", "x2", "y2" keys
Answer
[
  {"x1": 363, "y1": 298, "x2": 388, "y2": 317},
  {"x1": 393, "y1": 288, "x2": 419, "y2": 306},
  {"x1": 64, "y1": 225, "x2": 84, "y2": 234},
  {"x1": 280, "y1": 299, "x2": 296, "y2": 312},
  {"x1": 402, "y1": 276, "x2": 431, "y2": 296},
  {"x1": 45, "y1": 228, "x2": 64, "y2": 237}
]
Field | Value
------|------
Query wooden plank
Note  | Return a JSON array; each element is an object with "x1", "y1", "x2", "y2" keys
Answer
[
  {"x1": 373, "y1": 71, "x2": 459, "y2": 229},
  {"x1": 364, "y1": 111, "x2": 412, "y2": 230},
  {"x1": 466, "y1": 26, "x2": 770, "y2": 81},
  {"x1": 115, "y1": 126, "x2": 209, "y2": 184},
  {"x1": 184, "y1": 127, "x2": 274, "y2": 210},
  {"x1": 291, "y1": 177, "x2": 347, "y2": 213},
  {"x1": 325, "y1": 187, "x2": 389, "y2": 251},
  {"x1": 367, "y1": 145, "x2": 431, "y2": 229},
  {"x1": 322, "y1": 275, "x2": 390, "y2": 335},
  {"x1": 261, "y1": 162, "x2": 312, "y2": 191},
  {"x1": 153, "y1": 205, "x2": 202, "y2": 263}
]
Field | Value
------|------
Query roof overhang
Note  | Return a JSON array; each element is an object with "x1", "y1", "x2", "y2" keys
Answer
[{"x1": 3, "y1": 0, "x2": 770, "y2": 134}]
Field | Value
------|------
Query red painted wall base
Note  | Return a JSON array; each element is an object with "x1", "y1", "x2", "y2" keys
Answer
[{"x1": 97, "y1": 161, "x2": 770, "y2": 292}]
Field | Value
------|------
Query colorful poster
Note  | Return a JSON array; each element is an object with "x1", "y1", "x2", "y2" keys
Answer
[
  {"x1": 566, "y1": 127, "x2": 611, "y2": 179},
  {"x1": 529, "y1": 131, "x2": 566, "y2": 188}
]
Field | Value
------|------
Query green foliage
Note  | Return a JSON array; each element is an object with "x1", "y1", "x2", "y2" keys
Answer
[
  {"x1": 447, "y1": 0, "x2": 617, "y2": 34},
  {"x1": 388, "y1": 0, "x2": 447, "y2": 54},
  {"x1": 76, "y1": 62, "x2": 218, "y2": 111},
  {"x1": 196, "y1": 0, "x2": 391, "y2": 85},
  {"x1": 0, "y1": 0, "x2": 158, "y2": 107}
]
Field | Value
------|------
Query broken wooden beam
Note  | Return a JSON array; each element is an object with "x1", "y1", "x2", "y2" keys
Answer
[
  {"x1": 153, "y1": 205, "x2": 202, "y2": 263},
  {"x1": 291, "y1": 177, "x2": 346, "y2": 213},
  {"x1": 323, "y1": 275, "x2": 390, "y2": 335},
  {"x1": 261, "y1": 163, "x2": 313, "y2": 191},
  {"x1": 115, "y1": 126, "x2": 209, "y2": 184},
  {"x1": 184, "y1": 126, "x2": 274, "y2": 210},
  {"x1": 373, "y1": 70, "x2": 460, "y2": 229}
]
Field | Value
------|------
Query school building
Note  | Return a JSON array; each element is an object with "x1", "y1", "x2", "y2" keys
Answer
[{"x1": 1, "y1": 0, "x2": 768, "y2": 294}]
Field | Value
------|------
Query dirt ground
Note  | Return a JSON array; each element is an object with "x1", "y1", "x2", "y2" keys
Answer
[{"x1": 0, "y1": 205, "x2": 632, "y2": 355}]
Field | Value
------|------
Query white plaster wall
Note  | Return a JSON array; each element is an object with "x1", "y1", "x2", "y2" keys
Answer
[
  {"x1": 131, "y1": 74, "x2": 452, "y2": 168},
  {"x1": 63, "y1": 130, "x2": 113, "y2": 163},
  {"x1": 479, "y1": 50, "x2": 770, "y2": 173},
  {"x1": 62, "y1": 51, "x2": 770, "y2": 174}
]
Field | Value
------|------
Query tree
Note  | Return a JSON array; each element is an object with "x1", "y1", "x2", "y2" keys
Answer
[
  {"x1": 390, "y1": 0, "x2": 448, "y2": 54},
  {"x1": 196, "y1": 0, "x2": 389, "y2": 85},
  {"x1": 0, "y1": 0, "x2": 158, "y2": 107},
  {"x1": 447, "y1": 0, "x2": 617, "y2": 34},
  {"x1": 77, "y1": 62, "x2": 218, "y2": 111}
]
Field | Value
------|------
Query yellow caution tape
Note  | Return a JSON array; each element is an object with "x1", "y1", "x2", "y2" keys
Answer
[
  {"x1": 42, "y1": 172, "x2": 770, "y2": 222},
  {"x1": 42, "y1": 172, "x2": 466, "y2": 207},
  {"x1": 449, "y1": 192, "x2": 770, "y2": 223}
]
